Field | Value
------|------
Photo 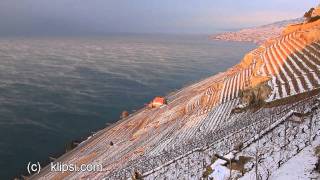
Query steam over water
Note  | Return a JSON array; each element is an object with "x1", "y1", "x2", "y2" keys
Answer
[{"x1": 0, "y1": 35, "x2": 255, "y2": 178}]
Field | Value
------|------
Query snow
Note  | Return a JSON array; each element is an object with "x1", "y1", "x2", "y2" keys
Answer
[
  {"x1": 236, "y1": 103, "x2": 247, "y2": 109},
  {"x1": 269, "y1": 137, "x2": 320, "y2": 180},
  {"x1": 209, "y1": 165, "x2": 230, "y2": 180},
  {"x1": 209, "y1": 153, "x2": 235, "y2": 180}
]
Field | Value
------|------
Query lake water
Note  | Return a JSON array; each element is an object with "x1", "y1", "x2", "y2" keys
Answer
[{"x1": 0, "y1": 35, "x2": 255, "y2": 179}]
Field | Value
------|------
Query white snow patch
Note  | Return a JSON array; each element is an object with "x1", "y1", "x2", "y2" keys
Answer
[
  {"x1": 236, "y1": 103, "x2": 247, "y2": 109},
  {"x1": 209, "y1": 165, "x2": 230, "y2": 180},
  {"x1": 209, "y1": 153, "x2": 234, "y2": 180},
  {"x1": 269, "y1": 138, "x2": 320, "y2": 180}
]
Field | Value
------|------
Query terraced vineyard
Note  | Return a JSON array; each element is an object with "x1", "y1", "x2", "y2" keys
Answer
[{"x1": 31, "y1": 8, "x2": 320, "y2": 180}]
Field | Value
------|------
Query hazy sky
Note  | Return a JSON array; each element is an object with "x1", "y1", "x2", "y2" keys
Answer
[{"x1": 0, "y1": 0, "x2": 317, "y2": 36}]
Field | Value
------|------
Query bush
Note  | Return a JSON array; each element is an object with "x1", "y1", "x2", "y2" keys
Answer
[{"x1": 202, "y1": 166, "x2": 213, "y2": 178}]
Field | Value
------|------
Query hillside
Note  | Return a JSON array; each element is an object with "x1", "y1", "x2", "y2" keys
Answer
[
  {"x1": 30, "y1": 6, "x2": 320, "y2": 180},
  {"x1": 210, "y1": 18, "x2": 303, "y2": 44}
]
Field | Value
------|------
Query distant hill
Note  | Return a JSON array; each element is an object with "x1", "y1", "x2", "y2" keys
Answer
[{"x1": 210, "y1": 18, "x2": 303, "y2": 44}]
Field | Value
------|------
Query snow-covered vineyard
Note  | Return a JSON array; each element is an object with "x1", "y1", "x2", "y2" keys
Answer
[
  {"x1": 262, "y1": 33, "x2": 320, "y2": 101},
  {"x1": 31, "y1": 8, "x2": 320, "y2": 180},
  {"x1": 103, "y1": 95, "x2": 320, "y2": 179}
]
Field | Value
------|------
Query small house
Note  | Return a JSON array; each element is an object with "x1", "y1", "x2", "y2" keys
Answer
[
  {"x1": 149, "y1": 96, "x2": 167, "y2": 108},
  {"x1": 121, "y1": 111, "x2": 129, "y2": 119}
]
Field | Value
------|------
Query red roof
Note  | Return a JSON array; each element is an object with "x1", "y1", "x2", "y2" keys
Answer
[{"x1": 153, "y1": 97, "x2": 165, "y2": 104}]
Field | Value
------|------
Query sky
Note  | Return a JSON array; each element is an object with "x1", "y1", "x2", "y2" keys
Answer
[{"x1": 0, "y1": 0, "x2": 318, "y2": 36}]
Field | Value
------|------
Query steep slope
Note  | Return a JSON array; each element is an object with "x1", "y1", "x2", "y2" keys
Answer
[{"x1": 30, "y1": 7, "x2": 320, "y2": 180}]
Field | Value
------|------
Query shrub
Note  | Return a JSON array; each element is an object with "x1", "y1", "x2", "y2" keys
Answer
[{"x1": 202, "y1": 165, "x2": 213, "y2": 178}]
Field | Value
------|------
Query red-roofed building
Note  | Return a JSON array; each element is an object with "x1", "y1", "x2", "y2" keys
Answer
[{"x1": 149, "y1": 97, "x2": 167, "y2": 108}]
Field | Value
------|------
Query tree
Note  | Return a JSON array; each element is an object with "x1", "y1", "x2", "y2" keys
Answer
[{"x1": 304, "y1": 8, "x2": 315, "y2": 22}]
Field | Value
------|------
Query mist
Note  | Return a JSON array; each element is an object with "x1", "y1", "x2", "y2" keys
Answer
[{"x1": 0, "y1": 0, "x2": 316, "y2": 36}]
